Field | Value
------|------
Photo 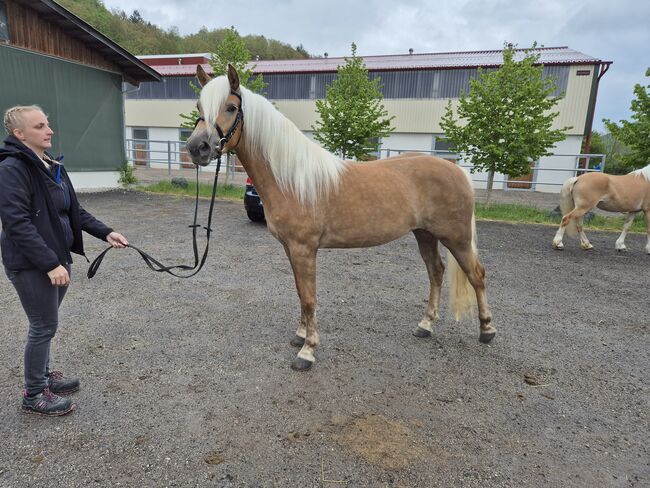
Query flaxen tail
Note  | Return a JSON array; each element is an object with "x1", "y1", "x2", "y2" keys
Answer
[
  {"x1": 559, "y1": 177, "x2": 579, "y2": 238},
  {"x1": 447, "y1": 168, "x2": 478, "y2": 321}
]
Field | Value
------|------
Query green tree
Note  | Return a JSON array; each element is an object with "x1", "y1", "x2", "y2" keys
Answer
[
  {"x1": 312, "y1": 43, "x2": 394, "y2": 160},
  {"x1": 440, "y1": 42, "x2": 571, "y2": 202},
  {"x1": 603, "y1": 68, "x2": 650, "y2": 169},
  {"x1": 179, "y1": 27, "x2": 267, "y2": 128},
  {"x1": 583, "y1": 130, "x2": 631, "y2": 174}
]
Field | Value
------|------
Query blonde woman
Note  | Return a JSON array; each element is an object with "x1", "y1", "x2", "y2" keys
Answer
[{"x1": 0, "y1": 105, "x2": 128, "y2": 416}]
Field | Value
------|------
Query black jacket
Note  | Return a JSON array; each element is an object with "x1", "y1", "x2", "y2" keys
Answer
[{"x1": 0, "y1": 136, "x2": 112, "y2": 272}]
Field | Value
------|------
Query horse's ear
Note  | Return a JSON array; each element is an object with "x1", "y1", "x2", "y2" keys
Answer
[
  {"x1": 196, "y1": 64, "x2": 212, "y2": 87},
  {"x1": 227, "y1": 64, "x2": 240, "y2": 92}
]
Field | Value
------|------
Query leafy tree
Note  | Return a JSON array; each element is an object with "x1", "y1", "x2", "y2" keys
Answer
[
  {"x1": 440, "y1": 42, "x2": 571, "y2": 202},
  {"x1": 179, "y1": 27, "x2": 267, "y2": 128},
  {"x1": 603, "y1": 68, "x2": 650, "y2": 169},
  {"x1": 583, "y1": 130, "x2": 631, "y2": 174},
  {"x1": 312, "y1": 43, "x2": 394, "y2": 160}
]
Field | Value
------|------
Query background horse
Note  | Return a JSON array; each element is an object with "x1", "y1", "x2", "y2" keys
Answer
[
  {"x1": 552, "y1": 164, "x2": 650, "y2": 253},
  {"x1": 187, "y1": 65, "x2": 495, "y2": 371}
]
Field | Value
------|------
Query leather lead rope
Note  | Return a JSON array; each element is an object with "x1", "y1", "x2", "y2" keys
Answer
[{"x1": 87, "y1": 156, "x2": 221, "y2": 279}]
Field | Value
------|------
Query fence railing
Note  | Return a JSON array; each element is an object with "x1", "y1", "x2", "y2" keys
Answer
[
  {"x1": 125, "y1": 138, "x2": 245, "y2": 179},
  {"x1": 379, "y1": 148, "x2": 606, "y2": 191},
  {"x1": 125, "y1": 138, "x2": 607, "y2": 192}
]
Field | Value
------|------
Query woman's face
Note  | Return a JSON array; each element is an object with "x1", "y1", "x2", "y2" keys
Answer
[{"x1": 13, "y1": 110, "x2": 54, "y2": 156}]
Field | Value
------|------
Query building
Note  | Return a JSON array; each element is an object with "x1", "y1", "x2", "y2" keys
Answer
[
  {"x1": 126, "y1": 47, "x2": 611, "y2": 192},
  {"x1": 0, "y1": 0, "x2": 161, "y2": 189}
]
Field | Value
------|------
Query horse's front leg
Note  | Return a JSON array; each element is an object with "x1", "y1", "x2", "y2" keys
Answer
[
  {"x1": 644, "y1": 211, "x2": 650, "y2": 254},
  {"x1": 284, "y1": 243, "x2": 319, "y2": 371},
  {"x1": 615, "y1": 212, "x2": 637, "y2": 251}
]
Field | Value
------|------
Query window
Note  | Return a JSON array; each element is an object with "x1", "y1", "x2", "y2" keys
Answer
[
  {"x1": 0, "y1": 1, "x2": 9, "y2": 42},
  {"x1": 179, "y1": 128, "x2": 193, "y2": 164},
  {"x1": 132, "y1": 128, "x2": 149, "y2": 166}
]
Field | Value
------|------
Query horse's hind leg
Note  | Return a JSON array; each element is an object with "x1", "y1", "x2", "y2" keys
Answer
[
  {"x1": 445, "y1": 242, "x2": 495, "y2": 343},
  {"x1": 615, "y1": 212, "x2": 638, "y2": 251},
  {"x1": 576, "y1": 215, "x2": 594, "y2": 250},
  {"x1": 283, "y1": 242, "x2": 319, "y2": 371},
  {"x1": 412, "y1": 230, "x2": 444, "y2": 338}
]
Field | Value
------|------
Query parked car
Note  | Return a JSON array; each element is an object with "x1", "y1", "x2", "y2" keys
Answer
[{"x1": 244, "y1": 177, "x2": 265, "y2": 222}]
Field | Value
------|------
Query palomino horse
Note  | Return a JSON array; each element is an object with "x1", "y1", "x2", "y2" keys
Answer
[
  {"x1": 187, "y1": 65, "x2": 495, "y2": 371},
  {"x1": 552, "y1": 164, "x2": 650, "y2": 253}
]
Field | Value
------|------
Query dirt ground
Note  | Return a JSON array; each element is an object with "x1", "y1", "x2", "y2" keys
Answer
[{"x1": 0, "y1": 190, "x2": 648, "y2": 487}]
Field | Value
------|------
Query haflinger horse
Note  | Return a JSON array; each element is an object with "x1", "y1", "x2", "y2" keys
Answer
[
  {"x1": 187, "y1": 65, "x2": 495, "y2": 371},
  {"x1": 552, "y1": 164, "x2": 650, "y2": 254}
]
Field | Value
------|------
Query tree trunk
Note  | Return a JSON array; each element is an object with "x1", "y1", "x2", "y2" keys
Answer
[{"x1": 485, "y1": 169, "x2": 495, "y2": 206}]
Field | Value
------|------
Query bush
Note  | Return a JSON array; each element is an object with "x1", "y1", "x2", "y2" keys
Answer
[{"x1": 118, "y1": 160, "x2": 138, "y2": 185}]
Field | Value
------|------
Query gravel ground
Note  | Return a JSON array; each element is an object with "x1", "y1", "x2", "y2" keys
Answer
[{"x1": 0, "y1": 190, "x2": 648, "y2": 487}]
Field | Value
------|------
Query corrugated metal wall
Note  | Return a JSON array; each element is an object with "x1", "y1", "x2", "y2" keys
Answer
[
  {"x1": 0, "y1": 44, "x2": 125, "y2": 171},
  {"x1": 126, "y1": 66, "x2": 569, "y2": 101}
]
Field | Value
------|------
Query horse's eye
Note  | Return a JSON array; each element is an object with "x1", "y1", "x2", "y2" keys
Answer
[{"x1": 226, "y1": 105, "x2": 237, "y2": 113}]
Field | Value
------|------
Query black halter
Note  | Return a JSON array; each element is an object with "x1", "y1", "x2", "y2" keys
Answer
[{"x1": 195, "y1": 90, "x2": 243, "y2": 156}]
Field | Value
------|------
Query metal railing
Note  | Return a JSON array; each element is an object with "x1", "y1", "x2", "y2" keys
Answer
[
  {"x1": 125, "y1": 138, "x2": 606, "y2": 192},
  {"x1": 125, "y1": 138, "x2": 245, "y2": 180},
  {"x1": 379, "y1": 148, "x2": 606, "y2": 191}
]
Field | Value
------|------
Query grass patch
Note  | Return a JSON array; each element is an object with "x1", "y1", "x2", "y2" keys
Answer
[
  {"x1": 136, "y1": 182, "x2": 646, "y2": 234},
  {"x1": 139, "y1": 181, "x2": 244, "y2": 200},
  {"x1": 476, "y1": 202, "x2": 646, "y2": 233}
]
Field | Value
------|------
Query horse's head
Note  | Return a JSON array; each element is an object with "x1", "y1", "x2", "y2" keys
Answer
[{"x1": 186, "y1": 64, "x2": 244, "y2": 166}]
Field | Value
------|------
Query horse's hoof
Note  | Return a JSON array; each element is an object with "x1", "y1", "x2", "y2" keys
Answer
[
  {"x1": 413, "y1": 326, "x2": 432, "y2": 338},
  {"x1": 291, "y1": 357, "x2": 313, "y2": 371},
  {"x1": 479, "y1": 330, "x2": 496, "y2": 343},
  {"x1": 616, "y1": 247, "x2": 627, "y2": 252},
  {"x1": 290, "y1": 335, "x2": 305, "y2": 347},
  {"x1": 552, "y1": 242, "x2": 563, "y2": 250},
  {"x1": 581, "y1": 244, "x2": 594, "y2": 251}
]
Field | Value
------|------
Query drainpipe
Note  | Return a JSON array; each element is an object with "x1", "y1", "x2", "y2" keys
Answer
[{"x1": 581, "y1": 61, "x2": 612, "y2": 166}]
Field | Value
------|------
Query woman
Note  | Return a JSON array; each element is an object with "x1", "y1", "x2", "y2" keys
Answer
[{"x1": 0, "y1": 105, "x2": 128, "y2": 416}]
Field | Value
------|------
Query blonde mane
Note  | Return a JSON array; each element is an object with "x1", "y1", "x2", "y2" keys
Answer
[
  {"x1": 200, "y1": 76, "x2": 348, "y2": 205},
  {"x1": 631, "y1": 163, "x2": 650, "y2": 182}
]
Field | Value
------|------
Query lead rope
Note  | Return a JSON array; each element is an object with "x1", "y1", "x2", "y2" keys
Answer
[{"x1": 87, "y1": 156, "x2": 222, "y2": 279}]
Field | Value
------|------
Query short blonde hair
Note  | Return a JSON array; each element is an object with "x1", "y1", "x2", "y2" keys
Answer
[{"x1": 3, "y1": 105, "x2": 44, "y2": 135}]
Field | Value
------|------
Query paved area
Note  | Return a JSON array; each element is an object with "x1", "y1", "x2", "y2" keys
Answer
[{"x1": 1, "y1": 191, "x2": 647, "y2": 487}]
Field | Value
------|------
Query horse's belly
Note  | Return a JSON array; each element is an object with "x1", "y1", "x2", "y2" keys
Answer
[{"x1": 320, "y1": 226, "x2": 408, "y2": 248}]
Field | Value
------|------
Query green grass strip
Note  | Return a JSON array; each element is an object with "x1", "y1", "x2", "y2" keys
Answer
[
  {"x1": 139, "y1": 181, "x2": 244, "y2": 200},
  {"x1": 137, "y1": 182, "x2": 646, "y2": 234},
  {"x1": 476, "y1": 203, "x2": 646, "y2": 233}
]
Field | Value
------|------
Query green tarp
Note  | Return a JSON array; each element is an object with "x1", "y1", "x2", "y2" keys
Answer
[{"x1": 0, "y1": 44, "x2": 124, "y2": 171}]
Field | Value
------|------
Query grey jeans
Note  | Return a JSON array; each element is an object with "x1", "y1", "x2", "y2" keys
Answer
[{"x1": 5, "y1": 265, "x2": 70, "y2": 396}]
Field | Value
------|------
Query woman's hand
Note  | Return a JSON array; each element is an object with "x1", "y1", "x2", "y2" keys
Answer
[
  {"x1": 47, "y1": 265, "x2": 70, "y2": 286},
  {"x1": 107, "y1": 232, "x2": 128, "y2": 248}
]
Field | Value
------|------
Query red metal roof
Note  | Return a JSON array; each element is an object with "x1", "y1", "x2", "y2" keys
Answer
[{"x1": 139, "y1": 46, "x2": 604, "y2": 77}]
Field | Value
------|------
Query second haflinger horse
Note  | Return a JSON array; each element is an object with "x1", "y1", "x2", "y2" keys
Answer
[
  {"x1": 552, "y1": 164, "x2": 650, "y2": 254},
  {"x1": 187, "y1": 65, "x2": 495, "y2": 371}
]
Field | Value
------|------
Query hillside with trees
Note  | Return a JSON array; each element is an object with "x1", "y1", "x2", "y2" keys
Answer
[{"x1": 57, "y1": 0, "x2": 310, "y2": 59}]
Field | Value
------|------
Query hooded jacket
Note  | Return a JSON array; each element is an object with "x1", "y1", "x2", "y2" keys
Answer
[{"x1": 0, "y1": 135, "x2": 112, "y2": 272}]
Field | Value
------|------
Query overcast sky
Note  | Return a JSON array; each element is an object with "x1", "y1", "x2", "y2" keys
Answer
[{"x1": 101, "y1": 0, "x2": 649, "y2": 132}]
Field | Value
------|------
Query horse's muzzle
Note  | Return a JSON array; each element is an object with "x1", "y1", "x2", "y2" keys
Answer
[{"x1": 186, "y1": 137, "x2": 213, "y2": 166}]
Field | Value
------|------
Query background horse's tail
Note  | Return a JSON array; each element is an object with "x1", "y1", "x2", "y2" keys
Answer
[
  {"x1": 447, "y1": 167, "x2": 478, "y2": 321},
  {"x1": 560, "y1": 176, "x2": 579, "y2": 238}
]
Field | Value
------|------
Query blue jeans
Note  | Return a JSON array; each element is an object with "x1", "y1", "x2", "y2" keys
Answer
[{"x1": 5, "y1": 265, "x2": 70, "y2": 396}]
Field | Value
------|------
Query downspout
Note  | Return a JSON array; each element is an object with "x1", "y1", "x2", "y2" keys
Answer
[
  {"x1": 581, "y1": 61, "x2": 612, "y2": 166},
  {"x1": 121, "y1": 81, "x2": 141, "y2": 161}
]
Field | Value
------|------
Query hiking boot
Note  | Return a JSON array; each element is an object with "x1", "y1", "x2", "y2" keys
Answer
[
  {"x1": 47, "y1": 370, "x2": 80, "y2": 395},
  {"x1": 22, "y1": 388, "x2": 75, "y2": 416}
]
